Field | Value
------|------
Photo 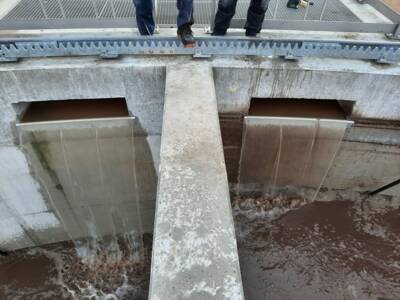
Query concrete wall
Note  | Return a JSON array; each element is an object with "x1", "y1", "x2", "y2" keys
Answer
[
  {"x1": 0, "y1": 56, "x2": 399, "y2": 250},
  {"x1": 0, "y1": 57, "x2": 165, "y2": 250},
  {"x1": 214, "y1": 57, "x2": 400, "y2": 197},
  {"x1": 214, "y1": 57, "x2": 400, "y2": 121}
]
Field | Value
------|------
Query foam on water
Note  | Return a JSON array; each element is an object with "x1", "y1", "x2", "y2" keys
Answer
[
  {"x1": 234, "y1": 190, "x2": 400, "y2": 299},
  {"x1": 0, "y1": 232, "x2": 151, "y2": 300}
]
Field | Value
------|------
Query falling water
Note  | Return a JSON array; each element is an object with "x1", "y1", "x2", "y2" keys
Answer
[
  {"x1": 232, "y1": 115, "x2": 400, "y2": 299},
  {"x1": 15, "y1": 117, "x2": 149, "y2": 299},
  {"x1": 238, "y1": 116, "x2": 352, "y2": 202}
]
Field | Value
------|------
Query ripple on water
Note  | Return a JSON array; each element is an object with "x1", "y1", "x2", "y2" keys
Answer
[{"x1": 234, "y1": 191, "x2": 400, "y2": 300}]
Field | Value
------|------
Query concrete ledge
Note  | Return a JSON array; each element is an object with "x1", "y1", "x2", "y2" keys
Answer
[{"x1": 149, "y1": 62, "x2": 244, "y2": 300}]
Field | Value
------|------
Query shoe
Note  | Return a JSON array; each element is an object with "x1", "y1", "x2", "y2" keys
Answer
[
  {"x1": 287, "y1": 0, "x2": 299, "y2": 9},
  {"x1": 245, "y1": 30, "x2": 258, "y2": 37},
  {"x1": 178, "y1": 24, "x2": 195, "y2": 46},
  {"x1": 287, "y1": 0, "x2": 313, "y2": 9},
  {"x1": 211, "y1": 30, "x2": 226, "y2": 36}
]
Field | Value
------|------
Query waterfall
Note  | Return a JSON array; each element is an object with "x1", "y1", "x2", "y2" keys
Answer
[
  {"x1": 17, "y1": 117, "x2": 145, "y2": 265},
  {"x1": 238, "y1": 116, "x2": 353, "y2": 202}
]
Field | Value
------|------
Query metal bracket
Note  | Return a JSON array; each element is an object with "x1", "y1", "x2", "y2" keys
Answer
[
  {"x1": 284, "y1": 53, "x2": 303, "y2": 61},
  {"x1": 386, "y1": 24, "x2": 400, "y2": 40},
  {"x1": 193, "y1": 48, "x2": 211, "y2": 58}
]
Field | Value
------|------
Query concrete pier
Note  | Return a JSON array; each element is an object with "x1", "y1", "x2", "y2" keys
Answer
[{"x1": 149, "y1": 62, "x2": 244, "y2": 300}]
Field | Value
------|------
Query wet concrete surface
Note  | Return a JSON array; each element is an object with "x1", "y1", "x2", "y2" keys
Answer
[
  {"x1": 0, "y1": 235, "x2": 152, "y2": 300},
  {"x1": 234, "y1": 192, "x2": 400, "y2": 300}
]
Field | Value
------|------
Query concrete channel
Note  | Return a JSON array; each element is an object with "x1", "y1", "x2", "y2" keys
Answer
[{"x1": 0, "y1": 41, "x2": 399, "y2": 298}]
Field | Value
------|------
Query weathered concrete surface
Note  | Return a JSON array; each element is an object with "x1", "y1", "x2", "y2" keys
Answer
[
  {"x1": 213, "y1": 57, "x2": 400, "y2": 121},
  {"x1": 0, "y1": 55, "x2": 400, "y2": 249},
  {"x1": 0, "y1": 57, "x2": 165, "y2": 145},
  {"x1": 149, "y1": 62, "x2": 244, "y2": 300},
  {"x1": 0, "y1": 57, "x2": 164, "y2": 250},
  {"x1": 325, "y1": 141, "x2": 400, "y2": 196}
]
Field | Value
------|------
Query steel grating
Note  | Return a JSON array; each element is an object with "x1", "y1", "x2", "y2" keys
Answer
[
  {"x1": 156, "y1": 0, "x2": 213, "y2": 26},
  {"x1": 2, "y1": 0, "x2": 360, "y2": 27},
  {"x1": 3, "y1": 0, "x2": 135, "y2": 20},
  {"x1": 253, "y1": 0, "x2": 359, "y2": 22},
  {"x1": 1, "y1": 36, "x2": 399, "y2": 64}
]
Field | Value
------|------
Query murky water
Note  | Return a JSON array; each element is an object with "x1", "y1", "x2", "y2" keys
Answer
[
  {"x1": 1, "y1": 192, "x2": 399, "y2": 299},
  {"x1": 234, "y1": 191, "x2": 400, "y2": 299},
  {"x1": 0, "y1": 234, "x2": 152, "y2": 300}
]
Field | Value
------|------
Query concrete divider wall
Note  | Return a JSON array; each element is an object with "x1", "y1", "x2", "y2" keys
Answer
[
  {"x1": 150, "y1": 62, "x2": 244, "y2": 299},
  {"x1": 0, "y1": 56, "x2": 399, "y2": 250}
]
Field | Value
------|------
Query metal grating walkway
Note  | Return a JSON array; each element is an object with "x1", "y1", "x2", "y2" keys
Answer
[{"x1": 2, "y1": 0, "x2": 360, "y2": 28}]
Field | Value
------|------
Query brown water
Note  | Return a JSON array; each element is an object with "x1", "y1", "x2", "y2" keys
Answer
[
  {"x1": 1, "y1": 193, "x2": 399, "y2": 299},
  {"x1": 21, "y1": 99, "x2": 129, "y2": 123},
  {"x1": 0, "y1": 235, "x2": 152, "y2": 300},
  {"x1": 234, "y1": 191, "x2": 400, "y2": 300}
]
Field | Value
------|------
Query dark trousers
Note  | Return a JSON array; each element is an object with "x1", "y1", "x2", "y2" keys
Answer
[
  {"x1": 213, "y1": 0, "x2": 270, "y2": 35},
  {"x1": 133, "y1": 0, "x2": 194, "y2": 35}
]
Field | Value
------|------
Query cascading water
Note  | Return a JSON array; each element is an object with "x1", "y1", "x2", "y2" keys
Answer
[
  {"x1": 234, "y1": 114, "x2": 400, "y2": 299},
  {"x1": 14, "y1": 117, "x2": 150, "y2": 299},
  {"x1": 238, "y1": 116, "x2": 353, "y2": 202}
]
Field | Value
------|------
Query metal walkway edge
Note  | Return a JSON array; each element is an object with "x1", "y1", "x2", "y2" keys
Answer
[{"x1": 1, "y1": 36, "x2": 400, "y2": 64}]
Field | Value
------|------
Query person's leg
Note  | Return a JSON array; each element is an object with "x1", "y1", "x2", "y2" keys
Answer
[
  {"x1": 133, "y1": 0, "x2": 155, "y2": 35},
  {"x1": 212, "y1": 0, "x2": 238, "y2": 35},
  {"x1": 176, "y1": 0, "x2": 194, "y2": 28},
  {"x1": 176, "y1": 0, "x2": 195, "y2": 45},
  {"x1": 245, "y1": 0, "x2": 269, "y2": 36}
]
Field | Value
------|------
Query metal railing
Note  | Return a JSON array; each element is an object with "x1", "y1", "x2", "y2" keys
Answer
[{"x1": 0, "y1": 0, "x2": 398, "y2": 38}]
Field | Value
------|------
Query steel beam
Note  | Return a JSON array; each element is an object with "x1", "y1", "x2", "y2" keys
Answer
[{"x1": 387, "y1": 24, "x2": 400, "y2": 40}]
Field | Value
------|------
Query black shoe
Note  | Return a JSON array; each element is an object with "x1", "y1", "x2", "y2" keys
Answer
[
  {"x1": 245, "y1": 30, "x2": 258, "y2": 37},
  {"x1": 287, "y1": 0, "x2": 300, "y2": 9},
  {"x1": 211, "y1": 30, "x2": 226, "y2": 36},
  {"x1": 178, "y1": 24, "x2": 195, "y2": 46}
]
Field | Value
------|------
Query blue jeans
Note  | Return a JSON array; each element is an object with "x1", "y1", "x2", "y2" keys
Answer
[
  {"x1": 133, "y1": 0, "x2": 194, "y2": 35},
  {"x1": 213, "y1": 0, "x2": 269, "y2": 35}
]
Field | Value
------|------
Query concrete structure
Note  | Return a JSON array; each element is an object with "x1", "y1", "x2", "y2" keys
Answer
[
  {"x1": 149, "y1": 62, "x2": 244, "y2": 300},
  {"x1": 0, "y1": 0, "x2": 399, "y2": 298},
  {"x1": 0, "y1": 57, "x2": 165, "y2": 250},
  {"x1": 0, "y1": 50, "x2": 399, "y2": 251},
  {"x1": 0, "y1": 27, "x2": 399, "y2": 299}
]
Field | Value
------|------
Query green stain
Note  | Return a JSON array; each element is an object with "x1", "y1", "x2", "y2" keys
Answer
[{"x1": 29, "y1": 131, "x2": 67, "y2": 198}]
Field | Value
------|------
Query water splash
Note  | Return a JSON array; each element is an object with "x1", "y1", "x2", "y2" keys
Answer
[{"x1": 8, "y1": 232, "x2": 152, "y2": 300}]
